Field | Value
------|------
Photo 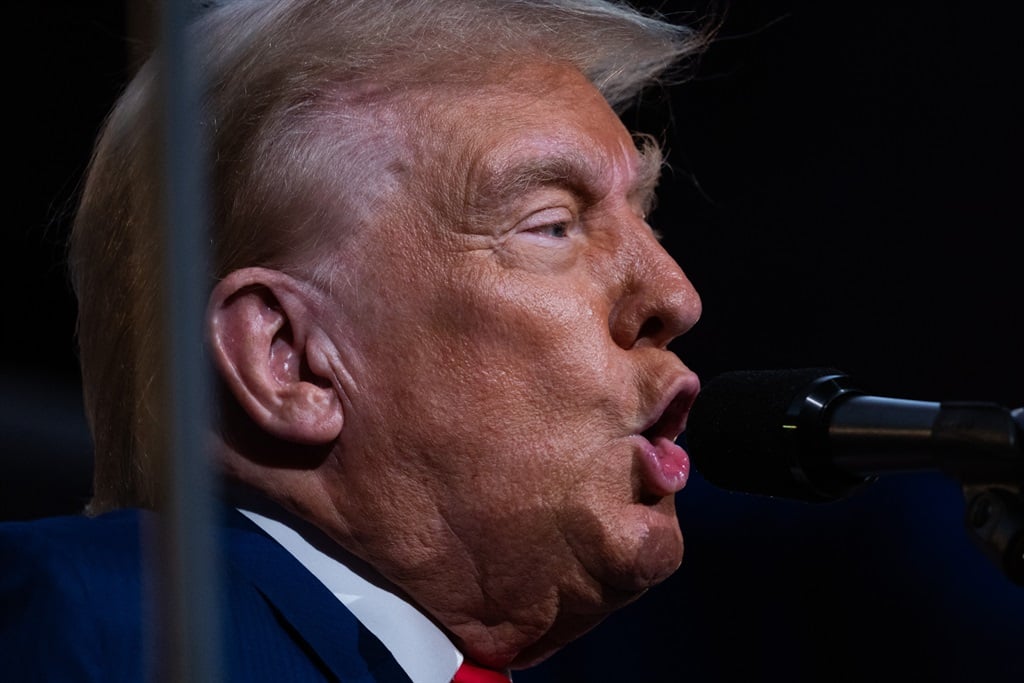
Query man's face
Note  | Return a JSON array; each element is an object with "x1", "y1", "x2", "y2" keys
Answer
[{"x1": 314, "y1": 62, "x2": 701, "y2": 653}]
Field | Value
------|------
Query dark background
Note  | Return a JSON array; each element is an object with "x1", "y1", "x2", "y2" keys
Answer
[{"x1": 7, "y1": 1, "x2": 1023, "y2": 681}]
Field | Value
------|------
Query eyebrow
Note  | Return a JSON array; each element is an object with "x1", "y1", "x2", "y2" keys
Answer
[
  {"x1": 475, "y1": 138, "x2": 665, "y2": 215},
  {"x1": 632, "y1": 138, "x2": 664, "y2": 217}
]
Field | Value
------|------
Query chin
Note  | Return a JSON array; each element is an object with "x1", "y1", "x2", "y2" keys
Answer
[
  {"x1": 570, "y1": 498, "x2": 685, "y2": 599},
  {"x1": 613, "y1": 516, "x2": 684, "y2": 592}
]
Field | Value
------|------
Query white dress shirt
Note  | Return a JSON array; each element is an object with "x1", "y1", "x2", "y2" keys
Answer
[{"x1": 238, "y1": 507, "x2": 464, "y2": 683}]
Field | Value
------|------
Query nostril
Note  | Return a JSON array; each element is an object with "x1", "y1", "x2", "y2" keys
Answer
[{"x1": 636, "y1": 316, "x2": 665, "y2": 345}]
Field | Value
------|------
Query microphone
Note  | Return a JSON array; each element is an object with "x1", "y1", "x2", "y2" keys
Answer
[{"x1": 684, "y1": 367, "x2": 1024, "y2": 502}]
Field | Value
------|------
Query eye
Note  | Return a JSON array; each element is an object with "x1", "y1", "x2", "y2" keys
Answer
[
  {"x1": 530, "y1": 221, "x2": 571, "y2": 239},
  {"x1": 517, "y1": 206, "x2": 576, "y2": 241}
]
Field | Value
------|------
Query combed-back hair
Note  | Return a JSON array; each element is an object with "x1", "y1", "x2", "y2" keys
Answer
[{"x1": 69, "y1": 0, "x2": 711, "y2": 513}]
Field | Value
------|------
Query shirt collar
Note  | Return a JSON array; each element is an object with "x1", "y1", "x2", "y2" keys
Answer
[{"x1": 236, "y1": 505, "x2": 463, "y2": 683}]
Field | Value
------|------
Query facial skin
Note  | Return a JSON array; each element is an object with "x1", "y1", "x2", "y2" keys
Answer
[{"x1": 211, "y1": 61, "x2": 702, "y2": 669}]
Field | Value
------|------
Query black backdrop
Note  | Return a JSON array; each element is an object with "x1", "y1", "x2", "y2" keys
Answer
[{"x1": 8, "y1": 2, "x2": 1023, "y2": 681}]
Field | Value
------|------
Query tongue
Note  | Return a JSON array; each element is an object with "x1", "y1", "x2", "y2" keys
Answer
[{"x1": 639, "y1": 436, "x2": 691, "y2": 497}]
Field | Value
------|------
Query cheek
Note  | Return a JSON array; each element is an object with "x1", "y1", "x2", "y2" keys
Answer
[
  {"x1": 438, "y1": 270, "x2": 610, "y2": 370},
  {"x1": 425, "y1": 277, "x2": 630, "y2": 487},
  {"x1": 430, "y1": 276, "x2": 620, "y2": 424},
  {"x1": 343, "y1": 253, "x2": 630, "y2": 482}
]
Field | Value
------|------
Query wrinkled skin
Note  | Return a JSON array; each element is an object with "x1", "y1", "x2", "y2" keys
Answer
[{"x1": 210, "y1": 61, "x2": 702, "y2": 669}]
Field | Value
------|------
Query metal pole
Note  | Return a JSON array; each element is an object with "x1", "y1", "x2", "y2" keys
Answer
[{"x1": 155, "y1": 1, "x2": 221, "y2": 681}]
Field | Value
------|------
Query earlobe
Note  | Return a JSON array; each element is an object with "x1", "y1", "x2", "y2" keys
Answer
[{"x1": 207, "y1": 268, "x2": 344, "y2": 445}]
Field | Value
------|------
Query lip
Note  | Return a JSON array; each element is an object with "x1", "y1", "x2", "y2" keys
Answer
[
  {"x1": 638, "y1": 371, "x2": 701, "y2": 443},
  {"x1": 632, "y1": 371, "x2": 701, "y2": 498}
]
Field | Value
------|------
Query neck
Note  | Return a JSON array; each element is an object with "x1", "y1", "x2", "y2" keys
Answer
[{"x1": 224, "y1": 478, "x2": 622, "y2": 670}]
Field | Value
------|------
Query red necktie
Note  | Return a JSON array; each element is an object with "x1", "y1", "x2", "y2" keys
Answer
[{"x1": 452, "y1": 660, "x2": 512, "y2": 683}]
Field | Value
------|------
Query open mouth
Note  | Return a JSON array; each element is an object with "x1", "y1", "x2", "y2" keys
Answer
[{"x1": 641, "y1": 390, "x2": 691, "y2": 444}]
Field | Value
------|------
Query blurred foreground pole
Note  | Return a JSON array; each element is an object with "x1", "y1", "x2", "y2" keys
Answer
[{"x1": 154, "y1": 1, "x2": 222, "y2": 681}]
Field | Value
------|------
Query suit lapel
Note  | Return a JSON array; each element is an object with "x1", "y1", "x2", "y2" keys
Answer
[{"x1": 221, "y1": 507, "x2": 413, "y2": 682}]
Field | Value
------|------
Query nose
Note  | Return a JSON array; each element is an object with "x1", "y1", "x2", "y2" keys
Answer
[{"x1": 608, "y1": 229, "x2": 702, "y2": 350}]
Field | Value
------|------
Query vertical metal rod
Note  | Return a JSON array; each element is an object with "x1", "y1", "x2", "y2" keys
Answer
[{"x1": 155, "y1": 1, "x2": 221, "y2": 681}]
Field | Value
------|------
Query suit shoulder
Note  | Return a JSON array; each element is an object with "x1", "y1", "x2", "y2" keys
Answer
[
  {"x1": 1, "y1": 509, "x2": 147, "y2": 574},
  {"x1": 1, "y1": 509, "x2": 148, "y2": 612},
  {"x1": 0, "y1": 510, "x2": 150, "y2": 679}
]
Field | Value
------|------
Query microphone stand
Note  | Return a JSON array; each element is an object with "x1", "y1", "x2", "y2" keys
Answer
[
  {"x1": 824, "y1": 395, "x2": 1024, "y2": 586},
  {"x1": 958, "y1": 407, "x2": 1024, "y2": 586}
]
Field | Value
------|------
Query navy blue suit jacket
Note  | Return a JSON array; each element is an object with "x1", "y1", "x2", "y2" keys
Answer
[{"x1": 0, "y1": 506, "x2": 413, "y2": 682}]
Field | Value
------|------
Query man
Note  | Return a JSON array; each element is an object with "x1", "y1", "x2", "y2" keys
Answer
[{"x1": 1, "y1": 1, "x2": 709, "y2": 680}]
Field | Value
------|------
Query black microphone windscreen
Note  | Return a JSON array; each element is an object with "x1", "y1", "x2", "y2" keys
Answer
[{"x1": 685, "y1": 367, "x2": 846, "y2": 499}]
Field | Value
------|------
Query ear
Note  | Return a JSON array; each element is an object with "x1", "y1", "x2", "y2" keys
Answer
[{"x1": 207, "y1": 267, "x2": 343, "y2": 445}]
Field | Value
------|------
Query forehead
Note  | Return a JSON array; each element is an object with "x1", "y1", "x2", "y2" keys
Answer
[{"x1": 404, "y1": 62, "x2": 653, "y2": 206}]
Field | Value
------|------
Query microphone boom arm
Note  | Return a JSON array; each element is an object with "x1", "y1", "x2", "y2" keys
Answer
[
  {"x1": 687, "y1": 368, "x2": 1024, "y2": 586},
  {"x1": 961, "y1": 408, "x2": 1024, "y2": 586},
  {"x1": 791, "y1": 375, "x2": 1024, "y2": 586}
]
